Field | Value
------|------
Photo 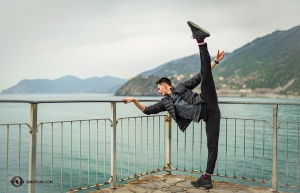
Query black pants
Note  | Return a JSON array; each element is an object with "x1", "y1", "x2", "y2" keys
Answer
[{"x1": 199, "y1": 43, "x2": 221, "y2": 174}]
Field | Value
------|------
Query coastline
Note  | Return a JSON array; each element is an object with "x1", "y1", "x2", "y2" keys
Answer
[
  {"x1": 217, "y1": 93, "x2": 300, "y2": 100},
  {"x1": 0, "y1": 92, "x2": 299, "y2": 100}
]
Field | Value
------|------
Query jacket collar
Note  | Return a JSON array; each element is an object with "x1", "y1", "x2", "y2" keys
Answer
[
  {"x1": 170, "y1": 86, "x2": 175, "y2": 92},
  {"x1": 164, "y1": 87, "x2": 175, "y2": 99}
]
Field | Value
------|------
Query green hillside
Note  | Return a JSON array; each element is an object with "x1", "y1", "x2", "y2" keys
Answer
[
  {"x1": 116, "y1": 25, "x2": 300, "y2": 96},
  {"x1": 214, "y1": 25, "x2": 300, "y2": 94}
]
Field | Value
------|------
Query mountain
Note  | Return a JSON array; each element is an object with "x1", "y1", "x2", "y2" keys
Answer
[
  {"x1": 116, "y1": 25, "x2": 300, "y2": 96},
  {"x1": 139, "y1": 54, "x2": 229, "y2": 77},
  {"x1": 116, "y1": 54, "x2": 215, "y2": 96},
  {"x1": 1, "y1": 75, "x2": 128, "y2": 94},
  {"x1": 213, "y1": 25, "x2": 300, "y2": 94}
]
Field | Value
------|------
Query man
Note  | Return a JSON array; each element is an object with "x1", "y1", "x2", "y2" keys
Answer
[{"x1": 122, "y1": 21, "x2": 224, "y2": 189}]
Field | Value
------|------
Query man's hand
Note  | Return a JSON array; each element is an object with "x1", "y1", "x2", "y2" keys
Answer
[
  {"x1": 122, "y1": 97, "x2": 136, "y2": 104},
  {"x1": 211, "y1": 50, "x2": 225, "y2": 69},
  {"x1": 215, "y1": 50, "x2": 225, "y2": 62},
  {"x1": 122, "y1": 97, "x2": 146, "y2": 111}
]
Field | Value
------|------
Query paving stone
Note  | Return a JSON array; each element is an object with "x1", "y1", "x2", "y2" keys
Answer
[
  {"x1": 152, "y1": 190, "x2": 166, "y2": 193},
  {"x1": 166, "y1": 187, "x2": 185, "y2": 193},
  {"x1": 246, "y1": 190, "x2": 271, "y2": 193},
  {"x1": 153, "y1": 181, "x2": 171, "y2": 188},
  {"x1": 112, "y1": 190, "x2": 133, "y2": 193},
  {"x1": 165, "y1": 178, "x2": 186, "y2": 185},
  {"x1": 176, "y1": 181, "x2": 194, "y2": 188},
  {"x1": 140, "y1": 183, "x2": 157, "y2": 189},
  {"x1": 186, "y1": 189, "x2": 207, "y2": 193},
  {"x1": 209, "y1": 190, "x2": 234, "y2": 193},
  {"x1": 130, "y1": 187, "x2": 147, "y2": 193},
  {"x1": 219, "y1": 185, "x2": 231, "y2": 189},
  {"x1": 139, "y1": 175, "x2": 167, "y2": 182},
  {"x1": 144, "y1": 188, "x2": 155, "y2": 193},
  {"x1": 117, "y1": 185, "x2": 131, "y2": 191},
  {"x1": 103, "y1": 189, "x2": 115, "y2": 193},
  {"x1": 91, "y1": 188, "x2": 119, "y2": 193}
]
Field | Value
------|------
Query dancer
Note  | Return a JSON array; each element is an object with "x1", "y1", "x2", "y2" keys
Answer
[{"x1": 123, "y1": 21, "x2": 224, "y2": 189}]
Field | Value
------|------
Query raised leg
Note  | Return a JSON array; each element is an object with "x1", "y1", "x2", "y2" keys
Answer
[{"x1": 199, "y1": 43, "x2": 219, "y2": 110}]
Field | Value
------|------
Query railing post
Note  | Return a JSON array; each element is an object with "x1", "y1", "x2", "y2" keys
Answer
[
  {"x1": 28, "y1": 103, "x2": 38, "y2": 193},
  {"x1": 110, "y1": 102, "x2": 117, "y2": 188},
  {"x1": 165, "y1": 112, "x2": 172, "y2": 174},
  {"x1": 271, "y1": 104, "x2": 278, "y2": 192}
]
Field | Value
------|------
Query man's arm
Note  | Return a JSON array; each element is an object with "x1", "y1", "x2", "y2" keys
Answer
[
  {"x1": 178, "y1": 73, "x2": 201, "y2": 90},
  {"x1": 211, "y1": 61, "x2": 217, "y2": 69},
  {"x1": 122, "y1": 97, "x2": 166, "y2": 115},
  {"x1": 211, "y1": 50, "x2": 225, "y2": 69},
  {"x1": 122, "y1": 97, "x2": 145, "y2": 111}
]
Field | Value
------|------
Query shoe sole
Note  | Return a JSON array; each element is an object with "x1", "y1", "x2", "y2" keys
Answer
[
  {"x1": 187, "y1": 21, "x2": 210, "y2": 38},
  {"x1": 192, "y1": 183, "x2": 213, "y2": 189}
]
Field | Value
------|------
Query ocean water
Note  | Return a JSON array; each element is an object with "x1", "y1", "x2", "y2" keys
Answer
[{"x1": 0, "y1": 94, "x2": 299, "y2": 193}]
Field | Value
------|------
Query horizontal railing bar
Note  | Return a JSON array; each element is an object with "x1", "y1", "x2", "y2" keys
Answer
[
  {"x1": 116, "y1": 115, "x2": 165, "y2": 121},
  {"x1": 38, "y1": 118, "x2": 112, "y2": 125},
  {"x1": 0, "y1": 123, "x2": 31, "y2": 127},
  {"x1": 279, "y1": 121, "x2": 300, "y2": 124},
  {"x1": 1, "y1": 99, "x2": 300, "y2": 105},
  {"x1": 218, "y1": 101, "x2": 300, "y2": 105},
  {"x1": 0, "y1": 100, "x2": 160, "y2": 104},
  {"x1": 221, "y1": 117, "x2": 272, "y2": 123}
]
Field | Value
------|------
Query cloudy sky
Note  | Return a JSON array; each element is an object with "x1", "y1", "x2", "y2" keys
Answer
[{"x1": 1, "y1": 0, "x2": 299, "y2": 91}]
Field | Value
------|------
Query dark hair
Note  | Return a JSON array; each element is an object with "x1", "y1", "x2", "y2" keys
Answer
[{"x1": 156, "y1": 77, "x2": 172, "y2": 86}]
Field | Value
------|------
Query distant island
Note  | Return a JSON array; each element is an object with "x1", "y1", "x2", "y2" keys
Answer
[
  {"x1": 1, "y1": 75, "x2": 128, "y2": 94},
  {"x1": 116, "y1": 24, "x2": 300, "y2": 98}
]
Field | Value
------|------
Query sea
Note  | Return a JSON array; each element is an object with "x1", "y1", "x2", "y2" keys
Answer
[{"x1": 0, "y1": 94, "x2": 299, "y2": 193}]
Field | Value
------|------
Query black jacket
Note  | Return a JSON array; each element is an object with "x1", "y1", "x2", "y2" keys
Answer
[{"x1": 143, "y1": 73, "x2": 204, "y2": 132}]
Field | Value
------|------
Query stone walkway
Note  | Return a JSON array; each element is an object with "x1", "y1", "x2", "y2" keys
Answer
[{"x1": 90, "y1": 174, "x2": 290, "y2": 193}]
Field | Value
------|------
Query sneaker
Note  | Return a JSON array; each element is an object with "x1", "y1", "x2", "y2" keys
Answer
[
  {"x1": 187, "y1": 21, "x2": 210, "y2": 39},
  {"x1": 191, "y1": 175, "x2": 213, "y2": 189}
]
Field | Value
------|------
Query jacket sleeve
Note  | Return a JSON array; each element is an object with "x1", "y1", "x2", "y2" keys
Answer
[
  {"x1": 177, "y1": 73, "x2": 201, "y2": 90},
  {"x1": 143, "y1": 101, "x2": 166, "y2": 115}
]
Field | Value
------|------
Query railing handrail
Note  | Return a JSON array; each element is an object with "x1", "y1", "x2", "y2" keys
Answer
[{"x1": 0, "y1": 99, "x2": 300, "y2": 105}]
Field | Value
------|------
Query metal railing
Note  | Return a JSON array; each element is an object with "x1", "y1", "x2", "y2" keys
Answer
[
  {"x1": 0, "y1": 100, "x2": 300, "y2": 193},
  {"x1": 36, "y1": 118, "x2": 112, "y2": 192},
  {"x1": 116, "y1": 115, "x2": 166, "y2": 181},
  {"x1": 172, "y1": 117, "x2": 275, "y2": 183},
  {"x1": 278, "y1": 121, "x2": 300, "y2": 187}
]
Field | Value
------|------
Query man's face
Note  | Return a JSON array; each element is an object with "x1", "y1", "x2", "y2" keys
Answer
[{"x1": 157, "y1": 83, "x2": 169, "y2": 96}]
